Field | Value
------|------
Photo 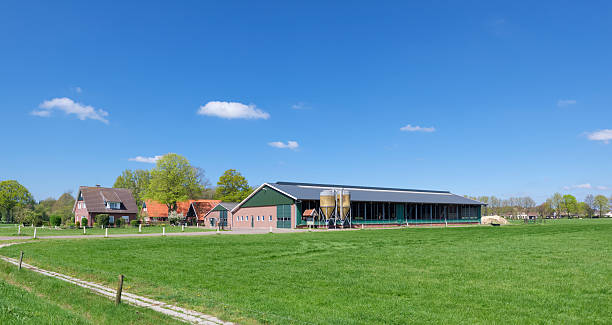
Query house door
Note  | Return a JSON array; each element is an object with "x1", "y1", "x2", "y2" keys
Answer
[{"x1": 251, "y1": 216, "x2": 254, "y2": 228}]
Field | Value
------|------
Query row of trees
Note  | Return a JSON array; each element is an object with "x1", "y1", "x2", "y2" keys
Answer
[
  {"x1": 470, "y1": 193, "x2": 612, "y2": 218},
  {"x1": 113, "y1": 153, "x2": 254, "y2": 215},
  {"x1": 0, "y1": 180, "x2": 76, "y2": 225}
]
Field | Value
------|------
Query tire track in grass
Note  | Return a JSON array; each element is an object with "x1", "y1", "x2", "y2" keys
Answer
[{"x1": 0, "y1": 243, "x2": 231, "y2": 325}]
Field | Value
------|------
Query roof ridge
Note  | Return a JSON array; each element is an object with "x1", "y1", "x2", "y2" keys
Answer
[{"x1": 275, "y1": 181, "x2": 450, "y2": 194}]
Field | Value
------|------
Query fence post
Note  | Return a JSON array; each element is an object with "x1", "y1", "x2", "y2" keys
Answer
[
  {"x1": 18, "y1": 251, "x2": 23, "y2": 270},
  {"x1": 115, "y1": 274, "x2": 124, "y2": 305},
  {"x1": 18, "y1": 225, "x2": 21, "y2": 235},
  {"x1": 105, "y1": 228, "x2": 108, "y2": 238},
  {"x1": 33, "y1": 228, "x2": 37, "y2": 239},
  {"x1": 182, "y1": 225, "x2": 184, "y2": 232},
  {"x1": 83, "y1": 226, "x2": 86, "y2": 234},
  {"x1": 162, "y1": 227, "x2": 165, "y2": 236},
  {"x1": 138, "y1": 224, "x2": 142, "y2": 233}
]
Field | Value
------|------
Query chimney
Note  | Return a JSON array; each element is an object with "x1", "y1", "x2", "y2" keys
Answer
[{"x1": 96, "y1": 184, "x2": 101, "y2": 187}]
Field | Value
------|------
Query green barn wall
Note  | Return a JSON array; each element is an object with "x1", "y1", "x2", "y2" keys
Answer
[{"x1": 241, "y1": 185, "x2": 295, "y2": 208}]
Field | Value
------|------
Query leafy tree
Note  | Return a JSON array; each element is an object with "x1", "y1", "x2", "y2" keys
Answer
[
  {"x1": 551, "y1": 193, "x2": 563, "y2": 218},
  {"x1": 113, "y1": 169, "x2": 151, "y2": 210},
  {"x1": 52, "y1": 192, "x2": 76, "y2": 223},
  {"x1": 49, "y1": 215, "x2": 62, "y2": 227},
  {"x1": 594, "y1": 195, "x2": 609, "y2": 218},
  {"x1": 561, "y1": 194, "x2": 578, "y2": 218},
  {"x1": 536, "y1": 199, "x2": 553, "y2": 217},
  {"x1": 215, "y1": 169, "x2": 253, "y2": 202},
  {"x1": 146, "y1": 153, "x2": 207, "y2": 213},
  {"x1": 584, "y1": 194, "x2": 595, "y2": 218},
  {"x1": 0, "y1": 180, "x2": 34, "y2": 223},
  {"x1": 577, "y1": 202, "x2": 589, "y2": 217}
]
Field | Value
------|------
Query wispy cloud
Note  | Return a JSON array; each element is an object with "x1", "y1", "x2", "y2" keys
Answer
[
  {"x1": 197, "y1": 101, "x2": 270, "y2": 119},
  {"x1": 400, "y1": 124, "x2": 435, "y2": 132},
  {"x1": 75, "y1": 87, "x2": 82, "y2": 93},
  {"x1": 291, "y1": 102, "x2": 310, "y2": 110},
  {"x1": 586, "y1": 129, "x2": 612, "y2": 144},
  {"x1": 31, "y1": 97, "x2": 109, "y2": 123},
  {"x1": 557, "y1": 99, "x2": 577, "y2": 107},
  {"x1": 128, "y1": 155, "x2": 162, "y2": 163},
  {"x1": 268, "y1": 141, "x2": 299, "y2": 150},
  {"x1": 596, "y1": 185, "x2": 610, "y2": 191}
]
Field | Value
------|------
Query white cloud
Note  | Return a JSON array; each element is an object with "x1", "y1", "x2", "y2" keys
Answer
[
  {"x1": 128, "y1": 155, "x2": 162, "y2": 163},
  {"x1": 586, "y1": 129, "x2": 612, "y2": 144},
  {"x1": 576, "y1": 183, "x2": 592, "y2": 189},
  {"x1": 291, "y1": 102, "x2": 309, "y2": 110},
  {"x1": 557, "y1": 99, "x2": 577, "y2": 107},
  {"x1": 268, "y1": 141, "x2": 299, "y2": 150},
  {"x1": 596, "y1": 185, "x2": 610, "y2": 190},
  {"x1": 197, "y1": 101, "x2": 270, "y2": 119},
  {"x1": 400, "y1": 124, "x2": 436, "y2": 132},
  {"x1": 31, "y1": 97, "x2": 109, "y2": 124}
]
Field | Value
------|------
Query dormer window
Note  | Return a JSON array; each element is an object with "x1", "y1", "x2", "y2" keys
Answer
[{"x1": 106, "y1": 201, "x2": 121, "y2": 210}]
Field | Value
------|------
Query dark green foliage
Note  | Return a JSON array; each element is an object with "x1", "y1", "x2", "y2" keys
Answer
[
  {"x1": 130, "y1": 220, "x2": 138, "y2": 227},
  {"x1": 114, "y1": 218, "x2": 122, "y2": 227},
  {"x1": 80, "y1": 217, "x2": 88, "y2": 227},
  {"x1": 215, "y1": 169, "x2": 252, "y2": 202},
  {"x1": 94, "y1": 214, "x2": 110, "y2": 227},
  {"x1": 49, "y1": 215, "x2": 61, "y2": 227}
]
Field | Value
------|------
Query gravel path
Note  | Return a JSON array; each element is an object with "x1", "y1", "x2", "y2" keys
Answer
[{"x1": 0, "y1": 242, "x2": 232, "y2": 324}]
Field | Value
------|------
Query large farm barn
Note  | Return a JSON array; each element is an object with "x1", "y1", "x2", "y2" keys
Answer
[{"x1": 231, "y1": 182, "x2": 484, "y2": 229}]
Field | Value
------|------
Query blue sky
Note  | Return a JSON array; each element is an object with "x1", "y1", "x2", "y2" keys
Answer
[{"x1": 1, "y1": 1, "x2": 611, "y2": 203}]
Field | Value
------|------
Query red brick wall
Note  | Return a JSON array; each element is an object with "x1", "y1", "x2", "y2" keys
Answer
[{"x1": 232, "y1": 205, "x2": 280, "y2": 229}]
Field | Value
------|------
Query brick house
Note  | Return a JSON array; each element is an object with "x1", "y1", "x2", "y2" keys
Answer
[
  {"x1": 141, "y1": 199, "x2": 219, "y2": 224},
  {"x1": 201, "y1": 202, "x2": 238, "y2": 228},
  {"x1": 73, "y1": 185, "x2": 138, "y2": 226}
]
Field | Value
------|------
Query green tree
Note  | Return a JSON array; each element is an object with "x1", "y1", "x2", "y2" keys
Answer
[
  {"x1": 584, "y1": 194, "x2": 595, "y2": 218},
  {"x1": 52, "y1": 192, "x2": 76, "y2": 223},
  {"x1": 146, "y1": 153, "x2": 206, "y2": 213},
  {"x1": 551, "y1": 193, "x2": 563, "y2": 218},
  {"x1": 113, "y1": 169, "x2": 151, "y2": 209},
  {"x1": 577, "y1": 202, "x2": 589, "y2": 217},
  {"x1": 561, "y1": 194, "x2": 578, "y2": 218},
  {"x1": 0, "y1": 180, "x2": 34, "y2": 223},
  {"x1": 536, "y1": 199, "x2": 553, "y2": 217},
  {"x1": 594, "y1": 195, "x2": 609, "y2": 218},
  {"x1": 215, "y1": 169, "x2": 252, "y2": 202}
]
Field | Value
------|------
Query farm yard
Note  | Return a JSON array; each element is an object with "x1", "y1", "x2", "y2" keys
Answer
[{"x1": 0, "y1": 219, "x2": 610, "y2": 324}]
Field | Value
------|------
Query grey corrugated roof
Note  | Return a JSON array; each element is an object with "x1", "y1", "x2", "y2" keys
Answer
[
  {"x1": 272, "y1": 182, "x2": 484, "y2": 205},
  {"x1": 219, "y1": 202, "x2": 239, "y2": 210}
]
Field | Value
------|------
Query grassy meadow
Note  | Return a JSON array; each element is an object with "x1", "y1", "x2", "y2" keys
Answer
[
  {"x1": 0, "y1": 224, "x2": 213, "y2": 237},
  {"x1": 1, "y1": 219, "x2": 611, "y2": 324},
  {"x1": 0, "y1": 262, "x2": 184, "y2": 324}
]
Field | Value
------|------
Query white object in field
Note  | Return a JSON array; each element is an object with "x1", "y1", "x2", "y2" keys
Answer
[
  {"x1": 269, "y1": 226, "x2": 272, "y2": 233},
  {"x1": 83, "y1": 226, "x2": 86, "y2": 234},
  {"x1": 182, "y1": 225, "x2": 184, "y2": 232},
  {"x1": 33, "y1": 228, "x2": 37, "y2": 239},
  {"x1": 18, "y1": 225, "x2": 20, "y2": 235},
  {"x1": 138, "y1": 224, "x2": 142, "y2": 233},
  {"x1": 105, "y1": 228, "x2": 108, "y2": 238},
  {"x1": 480, "y1": 215, "x2": 509, "y2": 225},
  {"x1": 162, "y1": 227, "x2": 165, "y2": 236}
]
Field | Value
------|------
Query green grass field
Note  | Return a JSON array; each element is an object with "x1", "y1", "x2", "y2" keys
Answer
[
  {"x1": 0, "y1": 224, "x2": 213, "y2": 237},
  {"x1": 0, "y1": 262, "x2": 183, "y2": 324},
  {"x1": 1, "y1": 219, "x2": 611, "y2": 324}
]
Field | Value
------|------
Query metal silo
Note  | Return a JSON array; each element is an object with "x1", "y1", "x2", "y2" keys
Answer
[
  {"x1": 336, "y1": 190, "x2": 351, "y2": 220},
  {"x1": 320, "y1": 190, "x2": 335, "y2": 220}
]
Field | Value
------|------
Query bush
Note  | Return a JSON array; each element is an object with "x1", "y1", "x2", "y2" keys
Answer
[
  {"x1": 130, "y1": 220, "x2": 138, "y2": 227},
  {"x1": 95, "y1": 214, "x2": 110, "y2": 227},
  {"x1": 49, "y1": 215, "x2": 62, "y2": 227},
  {"x1": 115, "y1": 217, "x2": 123, "y2": 227},
  {"x1": 93, "y1": 222, "x2": 98, "y2": 228},
  {"x1": 76, "y1": 221, "x2": 80, "y2": 228},
  {"x1": 81, "y1": 217, "x2": 88, "y2": 227}
]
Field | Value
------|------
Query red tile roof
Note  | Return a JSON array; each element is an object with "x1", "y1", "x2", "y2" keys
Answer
[
  {"x1": 191, "y1": 200, "x2": 221, "y2": 221},
  {"x1": 142, "y1": 199, "x2": 220, "y2": 219}
]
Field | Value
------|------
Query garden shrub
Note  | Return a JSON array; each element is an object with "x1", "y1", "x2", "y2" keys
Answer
[
  {"x1": 49, "y1": 215, "x2": 62, "y2": 227},
  {"x1": 115, "y1": 217, "x2": 122, "y2": 227},
  {"x1": 81, "y1": 217, "x2": 88, "y2": 227},
  {"x1": 76, "y1": 221, "x2": 80, "y2": 228},
  {"x1": 95, "y1": 214, "x2": 110, "y2": 227},
  {"x1": 130, "y1": 220, "x2": 138, "y2": 227}
]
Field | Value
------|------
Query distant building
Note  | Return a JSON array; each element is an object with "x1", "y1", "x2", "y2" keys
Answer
[
  {"x1": 230, "y1": 182, "x2": 484, "y2": 229},
  {"x1": 141, "y1": 199, "x2": 219, "y2": 224},
  {"x1": 73, "y1": 185, "x2": 138, "y2": 226},
  {"x1": 201, "y1": 202, "x2": 238, "y2": 228}
]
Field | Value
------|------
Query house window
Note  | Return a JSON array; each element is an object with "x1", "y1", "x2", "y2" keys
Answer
[
  {"x1": 269, "y1": 215, "x2": 272, "y2": 221},
  {"x1": 246, "y1": 216, "x2": 249, "y2": 221},
  {"x1": 257, "y1": 216, "x2": 260, "y2": 221},
  {"x1": 122, "y1": 216, "x2": 129, "y2": 221},
  {"x1": 109, "y1": 216, "x2": 115, "y2": 223},
  {"x1": 106, "y1": 201, "x2": 121, "y2": 210}
]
